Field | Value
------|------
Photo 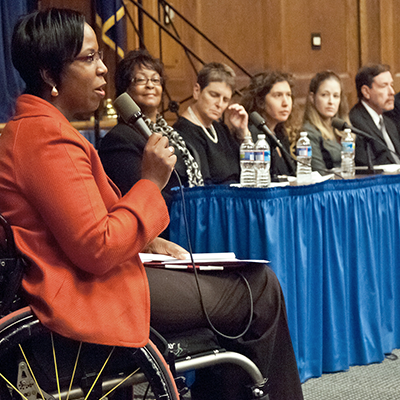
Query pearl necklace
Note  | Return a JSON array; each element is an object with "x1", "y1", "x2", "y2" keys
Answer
[{"x1": 187, "y1": 106, "x2": 218, "y2": 144}]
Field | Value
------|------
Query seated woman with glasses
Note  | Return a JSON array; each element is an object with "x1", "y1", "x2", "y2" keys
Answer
[
  {"x1": 173, "y1": 62, "x2": 251, "y2": 185},
  {"x1": 99, "y1": 49, "x2": 204, "y2": 202}
]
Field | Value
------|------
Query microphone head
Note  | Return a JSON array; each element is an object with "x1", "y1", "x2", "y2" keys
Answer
[
  {"x1": 113, "y1": 92, "x2": 141, "y2": 124},
  {"x1": 331, "y1": 117, "x2": 349, "y2": 131},
  {"x1": 249, "y1": 111, "x2": 266, "y2": 129}
]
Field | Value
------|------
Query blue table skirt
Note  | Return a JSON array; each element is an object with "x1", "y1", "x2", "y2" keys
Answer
[{"x1": 168, "y1": 175, "x2": 400, "y2": 382}]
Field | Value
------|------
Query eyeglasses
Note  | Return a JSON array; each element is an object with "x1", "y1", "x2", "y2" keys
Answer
[
  {"x1": 132, "y1": 76, "x2": 163, "y2": 86},
  {"x1": 74, "y1": 50, "x2": 104, "y2": 64}
]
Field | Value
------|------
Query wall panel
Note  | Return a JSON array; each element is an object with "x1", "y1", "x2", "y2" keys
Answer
[
  {"x1": 157, "y1": 0, "x2": 361, "y2": 110},
  {"x1": 380, "y1": 0, "x2": 400, "y2": 89},
  {"x1": 38, "y1": 0, "x2": 92, "y2": 22},
  {"x1": 30, "y1": 0, "x2": 400, "y2": 119}
]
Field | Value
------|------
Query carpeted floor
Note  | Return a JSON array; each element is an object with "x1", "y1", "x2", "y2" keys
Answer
[{"x1": 302, "y1": 349, "x2": 400, "y2": 399}]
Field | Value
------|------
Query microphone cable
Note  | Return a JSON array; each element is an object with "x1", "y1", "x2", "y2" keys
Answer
[
  {"x1": 173, "y1": 169, "x2": 254, "y2": 340},
  {"x1": 114, "y1": 93, "x2": 253, "y2": 337}
]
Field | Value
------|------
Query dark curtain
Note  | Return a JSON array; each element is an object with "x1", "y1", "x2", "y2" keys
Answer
[{"x1": 0, "y1": 0, "x2": 35, "y2": 122}]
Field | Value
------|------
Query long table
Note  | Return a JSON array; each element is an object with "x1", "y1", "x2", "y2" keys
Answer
[{"x1": 168, "y1": 174, "x2": 400, "y2": 382}]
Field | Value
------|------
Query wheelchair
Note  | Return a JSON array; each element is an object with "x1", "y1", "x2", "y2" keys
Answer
[{"x1": 0, "y1": 213, "x2": 269, "y2": 400}]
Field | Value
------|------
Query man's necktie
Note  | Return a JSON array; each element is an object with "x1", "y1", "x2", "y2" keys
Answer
[{"x1": 379, "y1": 115, "x2": 400, "y2": 164}]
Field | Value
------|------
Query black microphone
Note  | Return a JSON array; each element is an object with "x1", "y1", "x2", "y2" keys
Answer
[
  {"x1": 332, "y1": 117, "x2": 400, "y2": 171},
  {"x1": 331, "y1": 118, "x2": 375, "y2": 141},
  {"x1": 250, "y1": 111, "x2": 347, "y2": 179},
  {"x1": 248, "y1": 111, "x2": 320, "y2": 179},
  {"x1": 249, "y1": 111, "x2": 286, "y2": 152},
  {"x1": 332, "y1": 117, "x2": 400, "y2": 156},
  {"x1": 113, "y1": 92, "x2": 152, "y2": 138}
]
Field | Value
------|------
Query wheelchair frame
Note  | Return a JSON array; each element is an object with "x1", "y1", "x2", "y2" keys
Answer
[{"x1": 0, "y1": 213, "x2": 269, "y2": 400}]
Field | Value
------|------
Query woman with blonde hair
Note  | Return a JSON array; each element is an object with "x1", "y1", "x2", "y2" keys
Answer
[{"x1": 302, "y1": 70, "x2": 349, "y2": 172}]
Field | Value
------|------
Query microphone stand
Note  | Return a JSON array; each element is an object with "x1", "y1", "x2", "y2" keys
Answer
[
  {"x1": 356, "y1": 139, "x2": 383, "y2": 175},
  {"x1": 331, "y1": 117, "x2": 388, "y2": 176}
]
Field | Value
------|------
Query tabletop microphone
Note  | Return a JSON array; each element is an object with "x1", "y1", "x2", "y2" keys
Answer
[
  {"x1": 332, "y1": 117, "x2": 400, "y2": 168},
  {"x1": 332, "y1": 117, "x2": 399, "y2": 151},
  {"x1": 331, "y1": 118, "x2": 374, "y2": 141},
  {"x1": 249, "y1": 111, "x2": 286, "y2": 152},
  {"x1": 113, "y1": 92, "x2": 152, "y2": 138},
  {"x1": 251, "y1": 111, "x2": 346, "y2": 179}
]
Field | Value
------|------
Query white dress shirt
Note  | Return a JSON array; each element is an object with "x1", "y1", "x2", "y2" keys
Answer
[{"x1": 361, "y1": 100, "x2": 400, "y2": 164}]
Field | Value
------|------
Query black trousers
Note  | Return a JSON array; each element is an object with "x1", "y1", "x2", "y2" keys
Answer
[{"x1": 146, "y1": 264, "x2": 303, "y2": 400}]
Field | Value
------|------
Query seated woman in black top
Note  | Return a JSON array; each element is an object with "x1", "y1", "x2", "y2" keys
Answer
[
  {"x1": 173, "y1": 62, "x2": 250, "y2": 185},
  {"x1": 99, "y1": 49, "x2": 203, "y2": 200},
  {"x1": 241, "y1": 71, "x2": 296, "y2": 181}
]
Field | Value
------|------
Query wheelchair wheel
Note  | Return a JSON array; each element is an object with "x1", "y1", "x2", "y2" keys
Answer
[{"x1": 0, "y1": 307, "x2": 179, "y2": 400}]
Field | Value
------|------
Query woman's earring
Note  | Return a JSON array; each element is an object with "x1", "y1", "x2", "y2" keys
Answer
[{"x1": 51, "y1": 86, "x2": 59, "y2": 97}]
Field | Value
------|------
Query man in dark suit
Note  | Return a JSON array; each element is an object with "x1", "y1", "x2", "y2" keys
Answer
[
  {"x1": 385, "y1": 92, "x2": 400, "y2": 136},
  {"x1": 349, "y1": 64, "x2": 400, "y2": 166}
]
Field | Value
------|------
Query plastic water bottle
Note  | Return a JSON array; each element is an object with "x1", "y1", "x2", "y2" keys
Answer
[
  {"x1": 254, "y1": 134, "x2": 271, "y2": 187},
  {"x1": 341, "y1": 128, "x2": 355, "y2": 179},
  {"x1": 296, "y1": 131, "x2": 312, "y2": 185},
  {"x1": 240, "y1": 135, "x2": 256, "y2": 187}
]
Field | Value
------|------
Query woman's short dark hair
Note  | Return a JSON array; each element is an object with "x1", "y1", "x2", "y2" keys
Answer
[
  {"x1": 197, "y1": 62, "x2": 236, "y2": 93},
  {"x1": 12, "y1": 8, "x2": 85, "y2": 96},
  {"x1": 115, "y1": 49, "x2": 165, "y2": 97},
  {"x1": 355, "y1": 64, "x2": 391, "y2": 100},
  {"x1": 241, "y1": 70, "x2": 294, "y2": 116}
]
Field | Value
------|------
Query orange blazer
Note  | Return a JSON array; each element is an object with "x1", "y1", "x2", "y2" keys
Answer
[{"x1": 0, "y1": 94, "x2": 169, "y2": 347}]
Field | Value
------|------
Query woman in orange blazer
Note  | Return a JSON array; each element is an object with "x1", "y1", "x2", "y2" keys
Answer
[
  {"x1": 0, "y1": 8, "x2": 303, "y2": 400},
  {"x1": 0, "y1": 8, "x2": 180, "y2": 347}
]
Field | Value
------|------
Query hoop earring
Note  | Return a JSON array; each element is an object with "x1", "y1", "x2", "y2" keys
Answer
[{"x1": 51, "y1": 86, "x2": 59, "y2": 97}]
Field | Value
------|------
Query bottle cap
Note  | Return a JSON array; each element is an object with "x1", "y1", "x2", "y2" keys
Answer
[
  {"x1": 300, "y1": 131, "x2": 307, "y2": 137},
  {"x1": 257, "y1": 134, "x2": 266, "y2": 139}
]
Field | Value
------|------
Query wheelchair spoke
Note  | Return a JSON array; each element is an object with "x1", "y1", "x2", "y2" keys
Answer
[
  {"x1": 83, "y1": 347, "x2": 114, "y2": 400},
  {"x1": 65, "y1": 341, "x2": 82, "y2": 400},
  {"x1": 0, "y1": 372, "x2": 29, "y2": 400},
  {"x1": 0, "y1": 311, "x2": 179, "y2": 400},
  {"x1": 51, "y1": 332, "x2": 61, "y2": 400},
  {"x1": 99, "y1": 367, "x2": 140, "y2": 400},
  {"x1": 19, "y1": 344, "x2": 48, "y2": 400}
]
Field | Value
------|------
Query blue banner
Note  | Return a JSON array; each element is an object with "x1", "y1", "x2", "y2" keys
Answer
[{"x1": 96, "y1": 0, "x2": 126, "y2": 58}]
